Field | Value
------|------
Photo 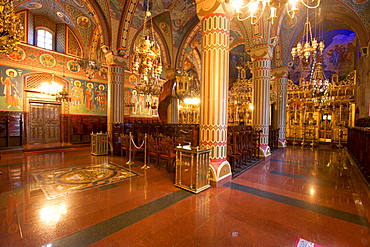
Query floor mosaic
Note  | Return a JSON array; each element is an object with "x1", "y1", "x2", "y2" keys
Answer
[{"x1": 33, "y1": 162, "x2": 141, "y2": 199}]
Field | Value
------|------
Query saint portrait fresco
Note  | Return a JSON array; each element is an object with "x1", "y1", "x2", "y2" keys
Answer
[
  {"x1": 1, "y1": 69, "x2": 22, "y2": 110},
  {"x1": 39, "y1": 54, "x2": 56, "y2": 67},
  {"x1": 7, "y1": 47, "x2": 25, "y2": 61},
  {"x1": 67, "y1": 60, "x2": 80, "y2": 72},
  {"x1": 77, "y1": 16, "x2": 91, "y2": 29}
]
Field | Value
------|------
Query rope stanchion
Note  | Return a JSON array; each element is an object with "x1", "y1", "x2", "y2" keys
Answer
[
  {"x1": 126, "y1": 132, "x2": 134, "y2": 166},
  {"x1": 142, "y1": 134, "x2": 150, "y2": 169},
  {"x1": 126, "y1": 132, "x2": 150, "y2": 169}
]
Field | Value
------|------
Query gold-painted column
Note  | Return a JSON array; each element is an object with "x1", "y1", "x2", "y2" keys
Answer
[
  {"x1": 272, "y1": 66, "x2": 288, "y2": 147},
  {"x1": 196, "y1": 1, "x2": 233, "y2": 184},
  {"x1": 250, "y1": 44, "x2": 272, "y2": 157},
  {"x1": 105, "y1": 52, "x2": 125, "y2": 136}
]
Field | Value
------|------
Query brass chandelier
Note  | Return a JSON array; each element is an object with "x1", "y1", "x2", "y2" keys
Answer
[
  {"x1": 131, "y1": 0, "x2": 163, "y2": 96},
  {"x1": 0, "y1": 0, "x2": 24, "y2": 54},
  {"x1": 291, "y1": 15, "x2": 324, "y2": 63},
  {"x1": 76, "y1": 56, "x2": 101, "y2": 80},
  {"x1": 75, "y1": 42, "x2": 102, "y2": 80},
  {"x1": 230, "y1": 0, "x2": 321, "y2": 24}
]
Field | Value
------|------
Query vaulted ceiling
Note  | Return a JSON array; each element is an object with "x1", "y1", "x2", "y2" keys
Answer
[{"x1": 13, "y1": 0, "x2": 370, "y2": 71}]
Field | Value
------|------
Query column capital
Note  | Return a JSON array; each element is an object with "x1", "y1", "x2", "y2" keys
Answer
[
  {"x1": 249, "y1": 43, "x2": 273, "y2": 61},
  {"x1": 105, "y1": 52, "x2": 126, "y2": 67},
  {"x1": 195, "y1": 0, "x2": 234, "y2": 20},
  {"x1": 272, "y1": 66, "x2": 289, "y2": 78}
]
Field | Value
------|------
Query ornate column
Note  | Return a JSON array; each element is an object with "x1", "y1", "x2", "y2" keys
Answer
[
  {"x1": 196, "y1": 0, "x2": 233, "y2": 185},
  {"x1": 250, "y1": 44, "x2": 272, "y2": 157},
  {"x1": 272, "y1": 66, "x2": 288, "y2": 147},
  {"x1": 105, "y1": 52, "x2": 125, "y2": 137}
]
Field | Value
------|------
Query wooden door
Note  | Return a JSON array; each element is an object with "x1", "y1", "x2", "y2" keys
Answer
[{"x1": 29, "y1": 102, "x2": 60, "y2": 144}]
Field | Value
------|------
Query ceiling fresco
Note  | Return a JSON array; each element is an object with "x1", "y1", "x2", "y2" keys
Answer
[{"x1": 12, "y1": 0, "x2": 370, "y2": 71}]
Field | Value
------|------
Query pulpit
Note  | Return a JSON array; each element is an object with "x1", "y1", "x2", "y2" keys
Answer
[
  {"x1": 91, "y1": 132, "x2": 109, "y2": 155},
  {"x1": 175, "y1": 145, "x2": 211, "y2": 193}
]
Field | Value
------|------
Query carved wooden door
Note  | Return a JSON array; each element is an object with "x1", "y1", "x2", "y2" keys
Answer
[{"x1": 29, "y1": 102, "x2": 60, "y2": 144}]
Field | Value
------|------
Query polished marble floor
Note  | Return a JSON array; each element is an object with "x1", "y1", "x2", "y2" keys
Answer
[{"x1": 0, "y1": 145, "x2": 369, "y2": 247}]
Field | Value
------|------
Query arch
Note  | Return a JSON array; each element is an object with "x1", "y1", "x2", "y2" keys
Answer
[
  {"x1": 84, "y1": 0, "x2": 111, "y2": 48},
  {"x1": 176, "y1": 21, "x2": 201, "y2": 69}
]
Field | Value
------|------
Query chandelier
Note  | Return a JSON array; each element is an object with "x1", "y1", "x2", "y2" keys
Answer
[
  {"x1": 75, "y1": 48, "x2": 101, "y2": 80},
  {"x1": 39, "y1": 74, "x2": 63, "y2": 95},
  {"x1": 230, "y1": 0, "x2": 321, "y2": 24},
  {"x1": 39, "y1": 74, "x2": 71, "y2": 102},
  {"x1": 0, "y1": 0, "x2": 24, "y2": 54},
  {"x1": 131, "y1": 0, "x2": 163, "y2": 96},
  {"x1": 291, "y1": 16, "x2": 324, "y2": 63}
]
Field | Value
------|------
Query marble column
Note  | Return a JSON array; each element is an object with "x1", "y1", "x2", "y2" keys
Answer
[
  {"x1": 196, "y1": 0, "x2": 233, "y2": 185},
  {"x1": 105, "y1": 52, "x2": 125, "y2": 137},
  {"x1": 272, "y1": 66, "x2": 288, "y2": 147},
  {"x1": 250, "y1": 44, "x2": 272, "y2": 157}
]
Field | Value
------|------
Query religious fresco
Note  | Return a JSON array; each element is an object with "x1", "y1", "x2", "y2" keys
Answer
[
  {"x1": 132, "y1": 0, "x2": 197, "y2": 48},
  {"x1": 77, "y1": 16, "x2": 90, "y2": 28},
  {"x1": 129, "y1": 89, "x2": 158, "y2": 117},
  {"x1": 0, "y1": 65, "x2": 107, "y2": 115},
  {"x1": 0, "y1": 67, "x2": 23, "y2": 111},
  {"x1": 7, "y1": 47, "x2": 26, "y2": 61},
  {"x1": 70, "y1": 80, "x2": 107, "y2": 115},
  {"x1": 229, "y1": 44, "x2": 252, "y2": 84},
  {"x1": 39, "y1": 54, "x2": 56, "y2": 67},
  {"x1": 230, "y1": 20, "x2": 245, "y2": 48},
  {"x1": 109, "y1": 0, "x2": 122, "y2": 20},
  {"x1": 67, "y1": 60, "x2": 81, "y2": 72},
  {"x1": 323, "y1": 30, "x2": 357, "y2": 80}
]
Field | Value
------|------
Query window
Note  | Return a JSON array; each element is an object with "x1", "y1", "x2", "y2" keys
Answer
[{"x1": 37, "y1": 29, "x2": 53, "y2": 50}]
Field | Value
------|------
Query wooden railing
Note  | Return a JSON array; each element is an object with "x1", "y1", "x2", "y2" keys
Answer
[
  {"x1": 0, "y1": 112, "x2": 23, "y2": 148},
  {"x1": 112, "y1": 123, "x2": 199, "y2": 156},
  {"x1": 227, "y1": 126, "x2": 262, "y2": 172},
  {"x1": 269, "y1": 127, "x2": 280, "y2": 152},
  {"x1": 70, "y1": 115, "x2": 107, "y2": 143},
  {"x1": 347, "y1": 126, "x2": 370, "y2": 183}
]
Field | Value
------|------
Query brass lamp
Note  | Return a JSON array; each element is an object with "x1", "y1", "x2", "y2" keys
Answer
[{"x1": 175, "y1": 70, "x2": 191, "y2": 99}]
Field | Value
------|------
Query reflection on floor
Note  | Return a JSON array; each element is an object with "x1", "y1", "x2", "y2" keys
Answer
[{"x1": 0, "y1": 145, "x2": 369, "y2": 246}]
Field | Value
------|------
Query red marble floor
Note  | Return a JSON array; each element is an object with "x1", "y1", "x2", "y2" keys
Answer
[{"x1": 0, "y1": 145, "x2": 369, "y2": 247}]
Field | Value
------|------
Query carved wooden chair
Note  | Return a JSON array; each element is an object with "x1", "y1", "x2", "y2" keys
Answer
[
  {"x1": 158, "y1": 136, "x2": 176, "y2": 172},
  {"x1": 147, "y1": 135, "x2": 159, "y2": 167},
  {"x1": 227, "y1": 132, "x2": 242, "y2": 171}
]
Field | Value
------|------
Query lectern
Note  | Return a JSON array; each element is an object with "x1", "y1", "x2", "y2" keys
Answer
[{"x1": 175, "y1": 145, "x2": 211, "y2": 193}]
